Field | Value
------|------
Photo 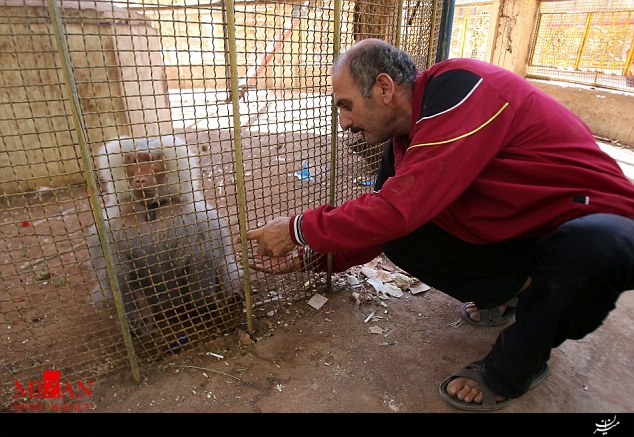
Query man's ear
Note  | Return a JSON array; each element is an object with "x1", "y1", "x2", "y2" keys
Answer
[{"x1": 375, "y1": 73, "x2": 395, "y2": 103}]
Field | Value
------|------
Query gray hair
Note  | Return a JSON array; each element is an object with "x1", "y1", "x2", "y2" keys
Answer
[{"x1": 332, "y1": 39, "x2": 418, "y2": 98}]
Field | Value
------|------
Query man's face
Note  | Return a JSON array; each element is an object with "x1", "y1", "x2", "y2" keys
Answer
[{"x1": 332, "y1": 68, "x2": 393, "y2": 146}]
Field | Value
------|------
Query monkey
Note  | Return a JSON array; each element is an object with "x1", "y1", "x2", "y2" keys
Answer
[{"x1": 86, "y1": 135, "x2": 243, "y2": 345}]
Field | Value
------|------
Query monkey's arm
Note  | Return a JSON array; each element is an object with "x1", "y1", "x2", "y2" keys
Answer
[
  {"x1": 87, "y1": 225, "x2": 113, "y2": 306},
  {"x1": 192, "y1": 201, "x2": 242, "y2": 288},
  {"x1": 87, "y1": 221, "x2": 152, "y2": 327}
]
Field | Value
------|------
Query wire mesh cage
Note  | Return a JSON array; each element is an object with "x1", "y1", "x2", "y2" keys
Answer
[
  {"x1": 527, "y1": 0, "x2": 634, "y2": 91},
  {"x1": 0, "y1": 0, "x2": 445, "y2": 410}
]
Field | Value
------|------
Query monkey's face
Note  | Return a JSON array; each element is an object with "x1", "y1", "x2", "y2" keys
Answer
[{"x1": 124, "y1": 151, "x2": 168, "y2": 203}]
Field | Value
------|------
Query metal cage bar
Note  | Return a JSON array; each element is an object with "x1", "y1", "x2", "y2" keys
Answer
[
  {"x1": 45, "y1": 0, "x2": 141, "y2": 382},
  {"x1": 0, "y1": 0, "x2": 446, "y2": 406}
]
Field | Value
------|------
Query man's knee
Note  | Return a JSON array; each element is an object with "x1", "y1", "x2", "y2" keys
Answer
[
  {"x1": 537, "y1": 214, "x2": 634, "y2": 296},
  {"x1": 550, "y1": 213, "x2": 634, "y2": 262}
]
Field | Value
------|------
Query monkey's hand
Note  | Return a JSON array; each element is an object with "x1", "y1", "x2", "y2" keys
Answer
[
  {"x1": 238, "y1": 249, "x2": 302, "y2": 274},
  {"x1": 246, "y1": 216, "x2": 295, "y2": 257}
]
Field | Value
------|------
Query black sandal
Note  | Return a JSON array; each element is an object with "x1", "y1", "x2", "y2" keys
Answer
[
  {"x1": 439, "y1": 360, "x2": 550, "y2": 411},
  {"x1": 460, "y1": 296, "x2": 519, "y2": 326}
]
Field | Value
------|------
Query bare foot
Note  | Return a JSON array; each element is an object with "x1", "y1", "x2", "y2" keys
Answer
[{"x1": 445, "y1": 376, "x2": 506, "y2": 404}]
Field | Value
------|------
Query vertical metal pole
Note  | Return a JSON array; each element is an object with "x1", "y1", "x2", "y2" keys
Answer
[
  {"x1": 623, "y1": 25, "x2": 634, "y2": 76},
  {"x1": 426, "y1": 0, "x2": 440, "y2": 67},
  {"x1": 326, "y1": 0, "x2": 343, "y2": 288},
  {"x1": 46, "y1": 0, "x2": 141, "y2": 381},
  {"x1": 220, "y1": 0, "x2": 231, "y2": 92},
  {"x1": 436, "y1": 0, "x2": 455, "y2": 63},
  {"x1": 459, "y1": 16, "x2": 468, "y2": 57},
  {"x1": 395, "y1": 0, "x2": 404, "y2": 48},
  {"x1": 526, "y1": 5, "x2": 542, "y2": 67},
  {"x1": 225, "y1": 0, "x2": 255, "y2": 335},
  {"x1": 574, "y1": 12, "x2": 593, "y2": 71}
]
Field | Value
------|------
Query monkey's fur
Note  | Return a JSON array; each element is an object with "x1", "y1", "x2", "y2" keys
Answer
[{"x1": 87, "y1": 135, "x2": 243, "y2": 341}]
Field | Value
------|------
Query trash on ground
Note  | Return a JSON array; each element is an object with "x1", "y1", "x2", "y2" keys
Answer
[
  {"x1": 367, "y1": 278, "x2": 403, "y2": 298},
  {"x1": 369, "y1": 326, "x2": 385, "y2": 335},
  {"x1": 360, "y1": 266, "x2": 378, "y2": 279},
  {"x1": 346, "y1": 274, "x2": 362, "y2": 287},
  {"x1": 293, "y1": 163, "x2": 316, "y2": 181},
  {"x1": 392, "y1": 272, "x2": 415, "y2": 289},
  {"x1": 307, "y1": 293, "x2": 328, "y2": 310},
  {"x1": 363, "y1": 310, "x2": 376, "y2": 323},
  {"x1": 353, "y1": 176, "x2": 374, "y2": 186},
  {"x1": 410, "y1": 282, "x2": 431, "y2": 295}
]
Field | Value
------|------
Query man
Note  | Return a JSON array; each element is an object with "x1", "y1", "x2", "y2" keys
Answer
[{"x1": 245, "y1": 38, "x2": 634, "y2": 411}]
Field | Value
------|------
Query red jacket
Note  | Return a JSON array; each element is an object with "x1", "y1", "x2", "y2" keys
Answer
[{"x1": 291, "y1": 58, "x2": 634, "y2": 272}]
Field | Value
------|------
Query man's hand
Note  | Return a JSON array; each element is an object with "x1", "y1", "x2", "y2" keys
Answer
[{"x1": 246, "y1": 216, "x2": 296, "y2": 257}]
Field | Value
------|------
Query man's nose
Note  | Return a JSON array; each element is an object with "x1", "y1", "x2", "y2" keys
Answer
[{"x1": 339, "y1": 114, "x2": 352, "y2": 130}]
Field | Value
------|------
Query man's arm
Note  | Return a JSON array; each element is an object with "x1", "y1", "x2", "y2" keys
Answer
[{"x1": 246, "y1": 215, "x2": 383, "y2": 273}]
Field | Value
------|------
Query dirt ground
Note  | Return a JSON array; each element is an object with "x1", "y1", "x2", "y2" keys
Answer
[
  {"x1": 2, "y1": 123, "x2": 633, "y2": 436},
  {"x1": 85, "y1": 270, "x2": 633, "y2": 412}
]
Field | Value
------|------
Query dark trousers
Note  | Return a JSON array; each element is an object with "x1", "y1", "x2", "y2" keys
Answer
[{"x1": 382, "y1": 213, "x2": 634, "y2": 398}]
